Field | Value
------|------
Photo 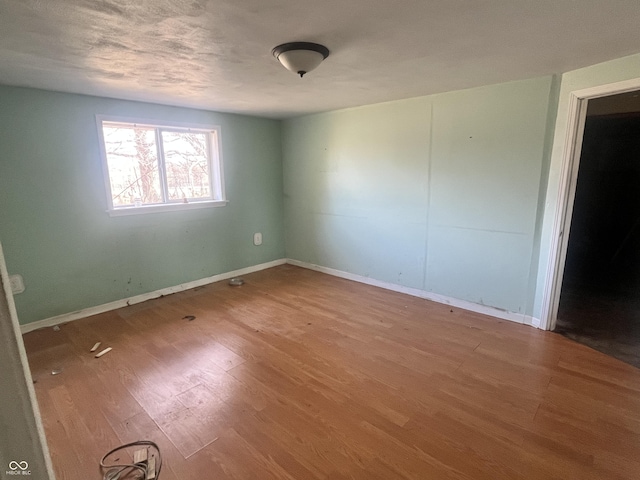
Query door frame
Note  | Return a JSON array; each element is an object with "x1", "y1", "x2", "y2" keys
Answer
[{"x1": 541, "y1": 77, "x2": 640, "y2": 331}]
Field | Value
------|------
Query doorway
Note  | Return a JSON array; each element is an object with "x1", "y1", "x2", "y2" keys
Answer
[{"x1": 555, "y1": 91, "x2": 640, "y2": 367}]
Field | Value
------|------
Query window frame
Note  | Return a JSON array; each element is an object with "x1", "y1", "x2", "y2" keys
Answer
[{"x1": 96, "y1": 115, "x2": 227, "y2": 216}]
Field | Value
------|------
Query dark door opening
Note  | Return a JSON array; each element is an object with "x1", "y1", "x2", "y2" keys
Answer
[{"x1": 556, "y1": 91, "x2": 640, "y2": 368}]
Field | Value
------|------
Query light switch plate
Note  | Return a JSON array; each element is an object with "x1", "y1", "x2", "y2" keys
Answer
[{"x1": 9, "y1": 274, "x2": 25, "y2": 294}]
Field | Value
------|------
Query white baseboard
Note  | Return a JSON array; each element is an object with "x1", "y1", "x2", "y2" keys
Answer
[
  {"x1": 527, "y1": 316, "x2": 542, "y2": 329},
  {"x1": 20, "y1": 259, "x2": 287, "y2": 334},
  {"x1": 21, "y1": 257, "x2": 544, "y2": 334},
  {"x1": 286, "y1": 258, "x2": 536, "y2": 327}
]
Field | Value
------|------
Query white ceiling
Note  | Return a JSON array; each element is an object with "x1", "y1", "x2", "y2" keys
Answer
[{"x1": 1, "y1": 0, "x2": 640, "y2": 119}]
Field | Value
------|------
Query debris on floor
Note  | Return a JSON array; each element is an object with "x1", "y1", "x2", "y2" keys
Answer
[
  {"x1": 182, "y1": 315, "x2": 196, "y2": 321},
  {"x1": 95, "y1": 347, "x2": 112, "y2": 358},
  {"x1": 90, "y1": 342, "x2": 102, "y2": 352},
  {"x1": 228, "y1": 277, "x2": 245, "y2": 286},
  {"x1": 53, "y1": 325, "x2": 60, "y2": 331},
  {"x1": 51, "y1": 368, "x2": 62, "y2": 375}
]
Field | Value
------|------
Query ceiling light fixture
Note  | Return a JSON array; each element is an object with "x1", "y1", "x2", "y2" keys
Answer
[{"x1": 272, "y1": 42, "x2": 330, "y2": 78}]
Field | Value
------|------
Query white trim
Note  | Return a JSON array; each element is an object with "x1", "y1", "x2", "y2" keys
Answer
[
  {"x1": 96, "y1": 114, "x2": 226, "y2": 213},
  {"x1": 0, "y1": 243, "x2": 56, "y2": 479},
  {"x1": 20, "y1": 258, "x2": 286, "y2": 334},
  {"x1": 211, "y1": 125, "x2": 226, "y2": 205},
  {"x1": 527, "y1": 316, "x2": 542, "y2": 329},
  {"x1": 286, "y1": 258, "x2": 530, "y2": 326},
  {"x1": 107, "y1": 200, "x2": 228, "y2": 216},
  {"x1": 566, "y1": 77, "x2": 640, "y2": 100},
  {"x1": 96, "y1": 115, "x2": 224, "y2": 131},
  {"x1": 540, "y1": 93, "x2": 588, "y2": 331},
  {"x1": 541, "y1": 76, "x2": 640, "y2": 331}
]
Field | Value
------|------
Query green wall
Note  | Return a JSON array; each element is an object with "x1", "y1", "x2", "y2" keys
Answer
[
  {"x1": 283, "y1": 77, "x2": 556, "y2": 317},
  {"x1": 0, "y1": 86, "x2": 285, "y2": 325},
  {"x1": 6, "y1": 53, "x2": 640, "y2": 328}
]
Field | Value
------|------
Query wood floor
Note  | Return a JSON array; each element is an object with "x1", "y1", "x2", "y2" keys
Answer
[{"x1": 23, "y1": 265, "x2": 640, "y2": 480}]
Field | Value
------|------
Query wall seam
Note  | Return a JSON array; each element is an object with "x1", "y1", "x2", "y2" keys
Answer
[{"x1": 421, "y1": 100, "x2": 434, "y2": 290}]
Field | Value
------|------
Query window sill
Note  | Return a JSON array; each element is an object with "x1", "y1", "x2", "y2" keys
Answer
[{"x1": 107, "y1": 200, "x2": 228, "y2": 217}]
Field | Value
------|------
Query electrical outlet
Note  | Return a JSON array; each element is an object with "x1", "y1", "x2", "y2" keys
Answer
[
  {"x1": 9, "y1": 274, "x2": 25, "y2": 294},
  {"x1": 253, "y1": 232, "x2": 263, "y2": 246}
]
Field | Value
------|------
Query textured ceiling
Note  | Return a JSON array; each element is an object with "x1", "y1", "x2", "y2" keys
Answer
[{"x1": 1, "y1": 0, "x2": 640, "y2": 118}]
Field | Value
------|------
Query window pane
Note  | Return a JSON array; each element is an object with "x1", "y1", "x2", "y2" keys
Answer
[
  {"x1": 102, "y1": 124, "x2": 162, "y2": 207},
  {"x1": 161, "y1": 131, "x2": 212, "y2": 201}
]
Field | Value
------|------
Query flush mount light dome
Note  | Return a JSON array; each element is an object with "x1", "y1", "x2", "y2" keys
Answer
[{"x1": 272, "y1": 42, "x2": 330, "y2": 78}]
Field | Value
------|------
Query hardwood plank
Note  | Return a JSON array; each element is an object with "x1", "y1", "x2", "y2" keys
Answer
[
  {"x1": 48, "y1": 384, "x2": 108, "y2": 478},
  {"x1": 112, "y1": 411, "x2": 182, "y2": 480},
  {"x1": 35, "y1": 385, "x2": 86, "y2": 480},
  {"x1": 23, "y1": 264, "x2": 640, "y2": 480}
]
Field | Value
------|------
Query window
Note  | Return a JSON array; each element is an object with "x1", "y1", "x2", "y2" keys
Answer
[{"x1": 97, "y1": 116, "x2": 225, "y2": 215}]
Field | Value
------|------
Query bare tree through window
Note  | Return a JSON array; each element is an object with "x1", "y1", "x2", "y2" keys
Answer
[
  {"x1": 103, "y1": 125, "x2": 162, "y2": 206},
  {"x1": 100, "y1": 119, "x2": 222, "y2": 211},
  {"x1": 162, "y1": 131, "x2": 211, "y2": 202}
]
